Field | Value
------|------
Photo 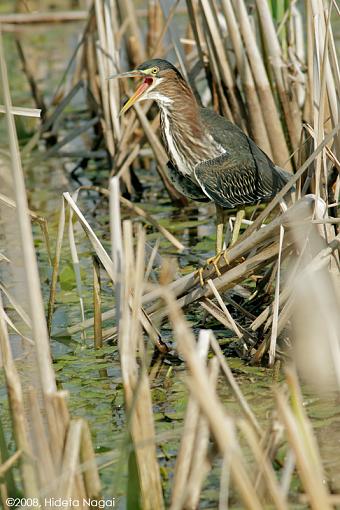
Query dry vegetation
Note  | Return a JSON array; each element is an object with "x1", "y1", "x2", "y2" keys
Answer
[{"x1": 0, "y1": 0, "x2": 340, "y2": 508}]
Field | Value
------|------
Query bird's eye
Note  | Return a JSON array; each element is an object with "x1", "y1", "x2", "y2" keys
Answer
[{"x1": 151, "y1": 67, "x2": 159, "y2": 75}]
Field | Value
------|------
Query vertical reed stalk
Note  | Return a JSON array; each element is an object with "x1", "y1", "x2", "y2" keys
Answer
[{"x1": 93, "y1": 255, "x2": 103, "y2": 349}]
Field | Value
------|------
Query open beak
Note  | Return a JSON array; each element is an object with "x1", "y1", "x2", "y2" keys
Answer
[{"x1": 108, "y1": 70, "x2": 153, "y2": 115}]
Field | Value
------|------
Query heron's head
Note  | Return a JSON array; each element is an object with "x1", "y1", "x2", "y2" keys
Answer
[{"x1": 109, "y1": 59, "x2": 187, "y2": 115}]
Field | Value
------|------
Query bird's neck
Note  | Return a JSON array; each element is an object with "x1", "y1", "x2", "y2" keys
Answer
[
  {"x1": 157, "y1": 85, "x2": 223, "y2": 176},
  {"x1": 158, "y1": 86, "x2": 207, "y2": 142}
]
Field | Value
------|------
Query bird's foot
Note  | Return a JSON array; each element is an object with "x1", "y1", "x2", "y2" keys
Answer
[
  {"x1": 196, "y1": 267, "x2": 205, "y2": 287},
  {"x1": 195, "y1": 251, "x2": 230, "y2": 287},
  {"x1": 206, "y1": 252, "x2": 223, "y2": 276},
  {"x1": 195, "y1": 257, "x2": 220, "y2": 287},
  {"x1": 208, "y1": 249, "x2": 231, "y2": 273}
]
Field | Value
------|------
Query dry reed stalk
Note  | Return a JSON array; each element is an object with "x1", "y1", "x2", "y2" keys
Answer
[
  {"x1": 1, "y1": 37, "x2": 56, "y2": 390},
  {"x1": 1, "y1": 31, "x2": 102, "y2": 504},
  {"x1": 256, "y1": 0, "x2": 302, "y2": 159},
  {"x1": 150, "y1": 0, "x2": 181, "y2": 59},
  {"x1": 205, "y1": 36, "x2": 234, "y2": 120},
  {"x1": 183, "y1": 355, "x2": 219, "y2": 509},
  {"x1": 113, "y1": 111, "x2": 140, "y2": 166},
  {"x1": 109, "y1": 176, "x2": 123, "y2": 330},
  {"x1": 63, "y1": 192, "x2": 116, "y2": 278},
  {"x1": 200, "y1": 0, "x2": 245, "y2": 128},
  {"x1": 155, "y1": 239, "x2": 290, "y2": 320},
  {"x1": 47, "y1": 199, "x2": 66, "y2": 335},
  {"x1": 45, "y1": 392, "x2": 71, "y2": 471},
  {"x1": 185, "y1": 0, "x2": 207, "y2": 68},
  {"x1": 0, "y1": 450, "x2": 21, "y2": 478},
  {"x1": 235, "y1": 126, "x2": 339, "y2": 244},
  {"x1": 164, "y1": 294, "x2": 263, "y2": 509},
  {"x1": 111, "y1": 198, "x2": 164, "y2": 508},
  {"x1": 141, "y1": 196, "x2": 317, "y2": 312},
  {"x1": 68, "y1": 191, "x2": 87, "y2": 339},
  {"x1": 232, "y1": 0, "x2": 291, "y2": 168},
  {"x1": 0, "y1": 105, "x2": 41, "y2": 117},
  {"x1": 199, "y1": 297, "x2": 239, "y2": 332},
  {"x1": 93, "y1": 255, "x2": 102, "y2": 349},
  {"x1": 276, "y1": 368, "x2": 332, "y2": 510},
  {"x1": 57, "y1": 419, "x2": 86, "y2": 500},
  {"x1": 61, "y1": 190, "x2": 164, "y2": 349},
  {"x1": 0, "y1": 295, "x2": 39, "y2": 498},
  {"x1": 103, "y1": 0, "x2": 121, "y2": 131},
  {"x1": 209, "y1": 334, "x2": 261, "y2": 435},
  {"x1": 1, "y1": 309, "x2": 32, "y2": 345},
  {"x1": 311, "y1": 5, "x2": 329, "y2": 202},
  {"x1": 117, "y1": 0, "x2": 145, "y2": 66},
  {"x1": 94, "y1": 0, "x2": 122, "y2": 154},
  {"x1": 79, "y1": 420, "x2": 102, "y2": 500},
  {"x1": 285, "y1": 4, "x2": 306, "y2": 108},
  {"x1": 170, "y1": 330, "x2": 211, "y2": 510},
  {"x1": 254, "y1": 411, "x2": 286, "y2": 496},
  {"x1": 268, "y1": 225, "x2": 285, "y2": 365},
  {"x1": 207, "y1": 279, "x2": 243, "y2": 339},
  {"x1": 0, "y1": 190, "x2": 53, "y2": 264},
  {"x1": 219, "y1": 449, "x2": 231, "y2": 510},
  {"x1": 312, "y1": 1, "x2": 340, "y2": 155},
  {"x1": 27, "y1": 388, "x2": 56, "y2": 488},
  {"x1": 15, "y1": 38, "x2": 47, "y2": 120},
  {"x1": 0, "y1": 283, "x2": 29, "y2": 329},
  {"x1": 0, "y1": 11, "x2": 88, "y2": 24},
  {"x1": 84, "y1": 17, "x2": 101, "y2": 107},
  {"x1": 147, "y1": 0, "x2": 164, "y2": 58},
  {"x1": 61, "y1": 196, "x2": 330, "y2": 344},
  {"x1": 238, "y1": 420, "x2": 288, "y2": 510},
  {"x1": 220, "y1": 0, "x2": 272, "y2": 156}
]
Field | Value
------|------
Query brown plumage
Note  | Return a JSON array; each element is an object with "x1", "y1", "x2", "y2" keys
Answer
[{"x1": 112, "y1": 58, "x2": 291, "y2": 211}]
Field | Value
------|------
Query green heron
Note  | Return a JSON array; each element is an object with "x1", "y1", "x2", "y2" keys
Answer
[{"x1": 111, "y1": 59, "x2": 291, "y2": 257}]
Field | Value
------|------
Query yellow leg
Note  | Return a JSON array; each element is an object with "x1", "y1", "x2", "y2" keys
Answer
[
  {"x1": 197, "y1": 267, "x2": 205, "y2": 287},
  {"x1": 204, "y1": 205, "x2": 227, "y2": 276},
  {"x1": 230, "y1": 209, "x2": 245, "y2": 246},
  {"x1": 195, "y1": 206, "x2": 228, "y2": 286},
  {"x1": 215, "y1": 204, "x2": 227, "y2": 254}
]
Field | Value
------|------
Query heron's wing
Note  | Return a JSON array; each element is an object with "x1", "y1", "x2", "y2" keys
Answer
[
  {"x1": 196, "y1": 108, "x2": 291, "y2": 208},
  {"x1": 166, "y1": 161, "x2": 210, "y2": 202},
  {"x1": 194, "y1": 150, "x2": 290, "y2": 209}
]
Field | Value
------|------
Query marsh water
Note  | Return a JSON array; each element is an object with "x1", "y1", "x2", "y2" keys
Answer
[{"x1": 1, "y1": 4, "x2": 340, "y2": 508}]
